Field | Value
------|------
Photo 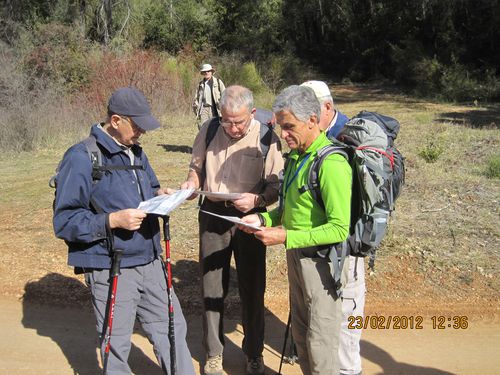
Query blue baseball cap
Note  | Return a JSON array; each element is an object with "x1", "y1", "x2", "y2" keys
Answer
[{"x1": 107, "y1": 87, "x2": 161, "y2": 131}]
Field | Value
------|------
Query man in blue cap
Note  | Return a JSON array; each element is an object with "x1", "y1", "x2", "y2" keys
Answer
[{"x1": 53, "y1": 87, "x2": 195, "y2": 374}]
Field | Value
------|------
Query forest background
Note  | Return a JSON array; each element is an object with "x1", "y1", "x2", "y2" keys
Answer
[{"x1": 1, "y1": 0, "x2": 499, "y2": 151}]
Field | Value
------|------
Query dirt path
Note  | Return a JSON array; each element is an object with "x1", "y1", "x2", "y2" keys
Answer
[{"x1": 1, "y1": 297, "x2": 499, "y2": 375}]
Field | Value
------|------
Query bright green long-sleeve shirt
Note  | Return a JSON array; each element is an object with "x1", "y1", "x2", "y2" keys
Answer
[{"x1": 262, "y1": 133, "x2": 352, "y2": 249}]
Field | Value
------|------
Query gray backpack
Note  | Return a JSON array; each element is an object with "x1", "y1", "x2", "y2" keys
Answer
[{"x1": 304, "y1": 116, "x2": 402, "y2": 260}]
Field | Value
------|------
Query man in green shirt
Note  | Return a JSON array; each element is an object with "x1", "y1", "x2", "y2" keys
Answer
[{"x1": 240, "y1": 85, "x2": 352, "y2": 375}]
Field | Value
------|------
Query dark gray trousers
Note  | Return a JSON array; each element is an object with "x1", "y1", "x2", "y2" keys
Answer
[{"x1": 199, "y1": 201, "x2": 266, "y2": 358}]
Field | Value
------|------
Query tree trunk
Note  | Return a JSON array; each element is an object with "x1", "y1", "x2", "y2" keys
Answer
[{"x1": 103, "y1": 0, "x2": 112, "y2": 44}]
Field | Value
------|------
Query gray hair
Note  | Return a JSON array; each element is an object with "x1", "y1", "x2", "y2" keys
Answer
[
  {"x1": 272, "y1": 85, "x2": 321, "y2": 122},
  {"x1": 318, "y1": 95, "x2": 333, "y2": 106},
  {"x1": 219, "y1": 85, "x2": 254, "y2": 113}
]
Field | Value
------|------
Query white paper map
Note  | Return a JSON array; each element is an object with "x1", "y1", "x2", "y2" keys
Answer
[
  {"x1": 194, "y1": 191, "x2": 243, "y2": 200},
  {"x1": 138, "y1": 188, "x2": 194, "y2": 215},
  {"x1": 200, "y1": 210, "x2": 262, "y2": 231}
]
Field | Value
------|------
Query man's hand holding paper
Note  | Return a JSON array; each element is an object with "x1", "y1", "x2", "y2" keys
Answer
[{"x1": 232, "y1": 193, "x2": 258, "y2": 213}]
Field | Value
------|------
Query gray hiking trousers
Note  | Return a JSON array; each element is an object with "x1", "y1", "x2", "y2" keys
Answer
[
  {"x1": 85, "y1": 258, "x2": 195, "y2": 375},
  {"x1": 339, "y1": 256, "x2": 366, "y2": 375},
  {"x1": 287, "y1": 247, "x2": 349, "y2": 375}
]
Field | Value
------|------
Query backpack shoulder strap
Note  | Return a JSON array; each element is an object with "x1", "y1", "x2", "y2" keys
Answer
[
  {"x1": 85, "y1": 135, "x2": 145, "y2": 180},
  {"x1": 302, "y1": 143, "x2": 350, "y2": 299},
  {"x1": 259, "y1": 121, "x2": 272, "y2": 160},
  {"x1": 81, "y1": 135, "x2": 103, "y2": 182},
  {"x1": 205, "y1": 117, "x2": 221, "y2": 148},
  {"x1": 299, "y1": 144, "x2": 349, "y2": 208}
]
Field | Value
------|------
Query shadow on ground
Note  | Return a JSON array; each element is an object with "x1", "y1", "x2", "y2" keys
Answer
[
  {"x1": 20, "y1": 260, "x2": 289, "y2": 374},
  {"x1": 332, "y1": 84, "x2": 417, "y2": 106},
  {"x1": 361, "y1": 340, "x2": 455, "y2": 375},
  {"x1": 159, "y1": 144, "x2": 193, "y2": 154},
  {"x1": 435, "y1": 103, "x2": 500, "y2": 129},
  {"x1": 21, "y1": 273, "x2": 162, "y2": 375}
]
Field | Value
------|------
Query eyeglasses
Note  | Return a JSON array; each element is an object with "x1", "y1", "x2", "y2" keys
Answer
[
  {"x1": 220, "y1": 115, "x2": 251, "y2": 129},
  {"x1": 120, "y1": 116, "x2": 144, "y2": 133}
]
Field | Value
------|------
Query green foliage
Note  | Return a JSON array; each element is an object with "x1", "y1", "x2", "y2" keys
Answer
[
  {"x1": 142, "y1": 0, "x2": 213, "y2": 53},
  {"x1": 392, "y1": 41, "x2": 500, "y2": 102},
  {"x1": 163, "y1": 57, "x2": 198, "y2": 98},
  {"x1": 22, "y1": 22, "x2": 91, "y2": 91},
  {"x1": 484, "y1": 155, "x2": 500, "y2": 179},
  {"x1": 258, "y1": 52, "x2": 309, "y2": 93},
  {"x1": 208, "y1": 0, "x2": 284, "y2": 58},
  {"x1": 439, "y1": 64, "x2": 500, "y2": 102},
  {"x1": 0, "y1": 41, "x2": 89, "y2": 152},
  {"x1": 216, "y1": 56, "x2": 268, "y2": 94},
  {"x1": 418, "y1": 139, "x2": 444, "y2": 163},
  {"x1": 1, "y1": 0, "x2": 499, "y2": 102},
  {"x1": 238, "y1": 63, "x2": 268, "y2": 94}
]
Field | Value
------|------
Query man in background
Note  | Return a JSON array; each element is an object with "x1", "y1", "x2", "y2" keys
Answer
[{"x1": 193, "y1": 63, "x2": 226, "y2": 129}]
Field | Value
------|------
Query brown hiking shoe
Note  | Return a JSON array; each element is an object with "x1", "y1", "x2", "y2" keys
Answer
[
  {"x1": 204, "y1": 354, "x2": 223, "y2": 375},
  {"x1": 246, "y1": 355, "x2": 264, "y2": 375}
]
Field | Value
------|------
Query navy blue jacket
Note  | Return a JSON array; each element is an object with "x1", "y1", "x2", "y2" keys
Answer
[
  {"x1": 53, "y1": 124, "x2": 162, "y2": 269},
  {"x1": 326, "y1": 110, "x2": 349, "y2": 139}
]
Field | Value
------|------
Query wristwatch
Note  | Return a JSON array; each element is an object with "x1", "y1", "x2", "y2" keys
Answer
[
  {"x1": 255, "y1": 194, "x2": 267, "y2": 208},
  {"x1": 256, "y1": 212, "x2": 266, "y2": 227}
]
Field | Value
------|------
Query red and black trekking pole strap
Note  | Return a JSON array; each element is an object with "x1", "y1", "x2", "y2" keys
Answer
[{"x1": 162, "y1": 215, "x2": 176, "y2": 375}]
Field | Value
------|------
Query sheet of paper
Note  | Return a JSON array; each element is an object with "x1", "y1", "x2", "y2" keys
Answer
[
  {"x1": 194, "y1": 190, "x2": 243, "y2": 200},
  {"x1": 138, "y1": 189, "x2": 194, "y2": 215},
  {"x1": 200, "y1": 210, "x2": 262, "y2": 231}
]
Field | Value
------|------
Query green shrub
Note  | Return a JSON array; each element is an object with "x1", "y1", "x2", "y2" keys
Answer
[
  {"x1": 439, "y1": 63, "x2": 479, "y2": 102},
  {"x1": 484, "y1": 155, "x2": 500, "y2": 179},
  {"x1": 258, "y1": 52, "x2": 309, "y2": 93},
  {"x1": 418, "y1": 140, "x2": 444, "y2": 163},
  {"x1": 142, "y1": 1, "x2": 212, "y2": 53},
  {"x1": 217, "y1": 55, "x2": 268, "y2": 93},
  {"x1": 22, "y1": 22, "x2": 91, "y2": 92},
  {"x1": 413, "y1": 58, "x2": 443, "y2": 96}
]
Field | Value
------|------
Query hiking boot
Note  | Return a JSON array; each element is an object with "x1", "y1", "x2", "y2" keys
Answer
[
  {"x1": 246, "y1": 355, "x2": 264, "y2": 375},
  {"x1": 204, "y1": 354, "x2": 223, "y2": 375}
]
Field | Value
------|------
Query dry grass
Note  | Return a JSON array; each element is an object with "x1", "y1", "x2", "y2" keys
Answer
[{"x1": 1, "y1": 85, "x2": 499, "y2": 317}]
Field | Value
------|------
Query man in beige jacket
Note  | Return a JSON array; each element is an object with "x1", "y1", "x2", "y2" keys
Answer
[{"x1": 183, "y1": 85, "x2": 283, "y2": 375}]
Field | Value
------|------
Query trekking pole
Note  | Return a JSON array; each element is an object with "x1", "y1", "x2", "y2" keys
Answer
[
  {"x1": 277, "y1": 311, "x2": 292, "y2": 374},
  {"x1": 162, "y1": 215, "x2": 177, "y2": 375},
  {"x1": 102, "y1": 249, "x2": 123, "y2": 375}
]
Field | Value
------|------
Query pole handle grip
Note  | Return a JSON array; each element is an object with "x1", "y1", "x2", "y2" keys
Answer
[
  {"x1": 163, "y1": 216, "x2": 171, "y2": 241},
  {"x1": 110, "y1": 249, "x2": 123, "y2": 277}
]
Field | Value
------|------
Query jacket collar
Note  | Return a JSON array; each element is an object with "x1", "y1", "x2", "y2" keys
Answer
[{"x1": 90, "y1": 123, "x2": 142, "y2": 155}]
